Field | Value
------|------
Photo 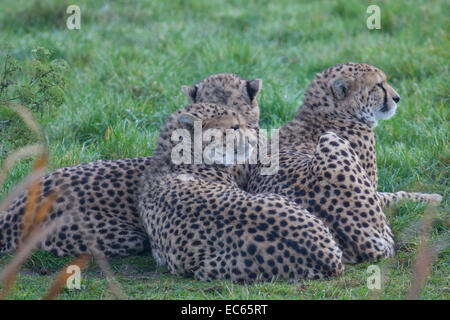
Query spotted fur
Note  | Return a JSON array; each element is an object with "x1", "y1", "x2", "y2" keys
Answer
[
  {"x1": 182, "y1": 73, "x2": 262, "y2": 128},
  {"x1": 182, "y1": 73, "x2": 265, "y2": 189},
  {"x1": 185, "y1": 72, "x2": 440, "y2": 208},
  {"x1": 247, "y1": 63, "x2": 441, "y2": 264},
  {"x1": 0, "y1": 74, "x2": 263, "y2": 257},
  {"x1": 0, "y1": 157, "x2": 150, "y2": 257},
  {"x1": 138, "y1": 103, "x2": 344, "y2": 282}
]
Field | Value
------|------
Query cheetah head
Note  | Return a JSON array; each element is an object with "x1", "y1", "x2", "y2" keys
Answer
[
  {"x1": 173, "y1": 103, "x2": 258, "y2": 166},
  {"x1": 181, "y1": 73, "x2": 262, "y2": 128},
  {"x1": 305, "y1": 62, "x2": 400, "y2": 128}
]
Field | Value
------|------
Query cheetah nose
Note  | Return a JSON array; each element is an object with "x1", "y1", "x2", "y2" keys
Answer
[{"x1": 393, "y1": 95, "x2": 400, "y2": 103}]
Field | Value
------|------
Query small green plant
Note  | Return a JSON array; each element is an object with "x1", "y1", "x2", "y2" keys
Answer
[{"x1": 0, "y1": 45, "x2": 69, "y2": 113}]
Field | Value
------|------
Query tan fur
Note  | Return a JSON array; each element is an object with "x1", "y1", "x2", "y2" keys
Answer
[
  {"x1": 0, "y1": 74, "x2": 263, "y2": 258},
  {"x1": 182, "y1": 73, "x2": 262, "y2": 128},
  {"x1": 181, "y1": 73, "x2": 265, "y2": 189},
  {"x1": 247, "y1": 62, "x2": 441, "y2": 263},
  {"x1": 138, "y1": 103, "x2": 344, "y2": 282},
  {"x1": 0, "y1": 157, "x2": 151, "y2": 256}
]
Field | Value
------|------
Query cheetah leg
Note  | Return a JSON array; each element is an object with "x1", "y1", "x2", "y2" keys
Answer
[
  {"x1": 377, "y1": 191, "x2": 442, "y2": 208},
  {"x1": 312, "y1": 132, "x2": 395, "y2": 263}
]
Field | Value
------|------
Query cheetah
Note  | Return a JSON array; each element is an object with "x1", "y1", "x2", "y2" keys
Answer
[
  {"x1": 183, "y1": 72, "x2": 440, "y2": 207},
  {"x1": 138, "y1": 102, "x2": 344, "y2": 282},
  {"x1": 247, "y1": 62, "x2": 442, "y2": 264},
  {"x1": 0, "y1": 73, "x2": 261, "y2": 258},
  {"x1": 181, "y1": 73, "x2": 262, "y2": 128},
  {"x1": 181, "y1": 73, "x2": 264, "y2": 189},
  {"x1": 0, "y1": 157, "x2": 151, "y2": 257}
]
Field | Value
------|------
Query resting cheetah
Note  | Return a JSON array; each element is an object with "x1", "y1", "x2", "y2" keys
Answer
[
  {"x1": 0, "y1": 157, "x2": 151, "y2": 257},
  {"x1": 181, "y1": 73, "x2": 264, "y2": 189},
  {"x1": 248, "y1": 63, "x2": 441, "y2": 263},
  {"x1": 0, "y1": 74, "x2": 259, "y2": 257},
  {"x1": 279, "y1": 63, "x2": 441, "y2": 207},
  {"x1": 182, "y1": 73, "x2": 262, "y2": 128},
  {"x1": 184, "y1": 71, "x2": 441, "y2": 207},
  {"x1": 138, "y1": 103, "x2": 344, "y2": 282}
]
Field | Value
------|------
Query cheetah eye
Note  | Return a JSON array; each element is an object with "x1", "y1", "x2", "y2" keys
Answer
[
  {"x1": 232, "y1": 124, "x2": 240, "y2": 130},
  {"x1": 376, "y1": 83, "x2": 383, "y2": 88}
]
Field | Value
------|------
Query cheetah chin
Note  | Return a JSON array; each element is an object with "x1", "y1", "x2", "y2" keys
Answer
[{"x1": 375, "y1": 101, "x2": 397, "y2": 123}]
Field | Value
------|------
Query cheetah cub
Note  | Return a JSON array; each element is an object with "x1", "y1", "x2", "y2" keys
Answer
[{"x1": 138, "y1": 103, "x2": 344, "y2": 282}]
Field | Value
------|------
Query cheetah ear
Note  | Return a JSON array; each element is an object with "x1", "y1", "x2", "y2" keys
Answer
[
  {"x1": 178, "y1": 113, "x2": 200, "y2": 131},
  {"x1": 181, "y1": 85, "x2": 198, "y2": 103},
  {"x1": 246, "y1": 79, "x2": 262, "y2": 103},
  {"x1": 330, "y1": 77, "x2": 354, "y2": 100}
]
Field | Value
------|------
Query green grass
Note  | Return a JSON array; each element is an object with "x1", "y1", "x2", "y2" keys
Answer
[{"x1": 0, "y1": 0, "x2": 448, "y2": 299}]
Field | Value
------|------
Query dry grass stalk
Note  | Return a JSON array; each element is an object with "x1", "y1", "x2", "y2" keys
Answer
[
  {"x1": 34, "y1": 191, "x2": 56, "y2": 225},
  {"x1": 406, "y1": 206, "x2": 437, "y2": 300},
  {"x1": 11, "y1": 104, "x2": 42, "y2": 137},
  {"x1": 44, "y1": 254, "x2": 91, "y2": 300},
  {"x1": 1, "y1": 103, "x2": 125, "y2": 300},
  {"x1": 0, "y1": 167, "x2": 45, "y2": 213},
  {"x1": 19, "y1": 152, "x2": 52, "y2": 243},
  {"x1": 0, "y1": 217, "x2": 63, "y2": 299},
  {"x1": 20, "y1": 178, "x2": 41, "y2": 242},
  {"x1": 0, "y1": 144, "x2": 45, "y2": 188},
  {"x1": 0, "y1": 103, "x2": 53, "y2": 299},
  {"x1": 0, "y1": 269, "x2": 18, "y2": 300},
  {"x1": 92, "y1": 252, "x2": 127, "y2": 300}
]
